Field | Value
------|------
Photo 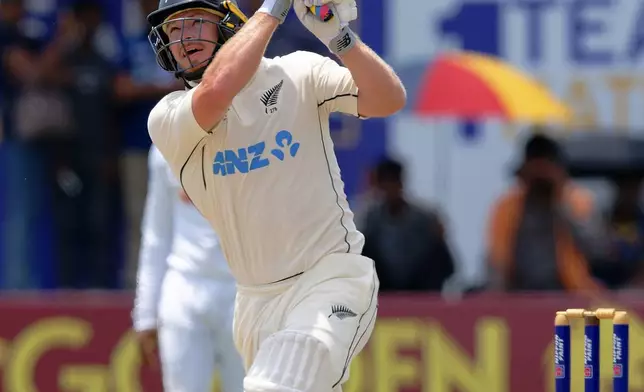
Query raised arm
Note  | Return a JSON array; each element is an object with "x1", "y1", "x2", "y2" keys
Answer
[
  {"x1": 294, "y1": 0, "x2": 406, "y2": 118},
  {"x1": 338, "y1": 42, "x2": 406, "y2": 118},
  {"x1": 192, "y1": 1, "x2": 293, "y2": 130}
]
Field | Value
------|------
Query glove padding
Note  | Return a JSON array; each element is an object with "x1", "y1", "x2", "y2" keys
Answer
[
  {"x1": 257, "y1": 0, "x2": 293, "y2": 24},
  {"x1": 294, "y1": 0, "x2": 358, "y2": 53}
]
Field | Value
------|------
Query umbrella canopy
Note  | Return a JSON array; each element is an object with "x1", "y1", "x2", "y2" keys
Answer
[{"x1": 414, "y1": 51, "x2": 572, "y2": 124}]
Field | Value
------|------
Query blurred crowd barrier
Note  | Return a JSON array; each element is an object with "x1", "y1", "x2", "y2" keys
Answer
[{"x1": 0, "y1": 292, "x2": 642, "y2": 392}]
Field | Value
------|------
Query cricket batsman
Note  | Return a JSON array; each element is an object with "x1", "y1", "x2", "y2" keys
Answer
[
  {"x1": 133, "y1": 145, "x2": 245, "y2": 391},
  {"x1": 145, "y1": 0, "x2": 407, "y2": 389}
]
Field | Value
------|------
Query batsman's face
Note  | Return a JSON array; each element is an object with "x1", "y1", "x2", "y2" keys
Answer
[{"x1": 165, "y1": 9, "x2": 221, "y2": 72}]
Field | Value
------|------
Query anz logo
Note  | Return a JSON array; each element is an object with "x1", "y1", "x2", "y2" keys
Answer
[{"x1": 213, "y1": 130, "x2": 301, "y2": 177}]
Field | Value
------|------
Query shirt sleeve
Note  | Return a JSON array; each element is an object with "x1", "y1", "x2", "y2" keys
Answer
[
  {"x1": 132, "y1": 146, "x2": 174, "y2": 331},
  {"x1": 300, "y1": 51, "x2": 362, "y2": 118},
  {"x1": 148, "y1": 88, "x2": 209, "y2": 174}
]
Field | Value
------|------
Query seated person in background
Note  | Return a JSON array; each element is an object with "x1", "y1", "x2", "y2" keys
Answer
[
  {"x1": 486, "y1": 133, "x2": 607, "y2": 292},
  {"x1": 351, "y1": 166, "x2": 380, "y2": 224},
  {"x1": 596, "y1": 173, "x2": 644, "y2": 289},
  {"x1": 358, "y1": 157, "x2": 455, "y2": 292}
]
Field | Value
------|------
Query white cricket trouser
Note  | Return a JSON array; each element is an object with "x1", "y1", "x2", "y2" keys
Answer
[
  {"x1": 233, "y1": 253, "x2": 379, "y2": 392},
  {"x1": 158, "y1": 269, "x2": 245, "y2": 392}
]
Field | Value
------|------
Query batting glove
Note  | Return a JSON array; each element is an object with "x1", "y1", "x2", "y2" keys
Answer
[
  {"x1": 294, "y1": 0, "x2": 358, "y2": 55},
  {"x1": 257, "y1": 0, "x2": 293, "y2": 24}
]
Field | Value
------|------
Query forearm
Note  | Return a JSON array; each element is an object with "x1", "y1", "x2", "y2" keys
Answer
[
  {"x1": 201, "y1": 12, "x2": 278, "y2": 104},
  {"x1": 132, "y1": 254, "x2": 169, "y2": 331},
  {"x1": 37, "y1": 37, "x2": 74, "y2": 85},
  {"x1": 6, "y1": 48, "x2": 39, "y2": 84},
  {"x1": 338, "y1": 41, "x2": 406, "y2": 116}
]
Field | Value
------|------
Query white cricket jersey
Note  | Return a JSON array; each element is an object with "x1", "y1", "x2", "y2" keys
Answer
[
  {"x1": 148, "y1": 51, "x2": 366, "y2": 286},
  {"x1": 133, "y1": 145, "x2": 234, "y2": 331}
]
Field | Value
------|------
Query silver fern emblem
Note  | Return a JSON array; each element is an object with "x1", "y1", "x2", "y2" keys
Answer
[
  {"x1": 260, "y1": 80, "x2": 284, "y2": 113},
  {"x1": 329, "y1": 305, "x2": 357, "y2": 320}
]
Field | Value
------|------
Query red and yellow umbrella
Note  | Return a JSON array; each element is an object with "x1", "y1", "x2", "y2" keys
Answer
[{"x1": 414, "y1": 51, "x2": 571, "y2": 124}]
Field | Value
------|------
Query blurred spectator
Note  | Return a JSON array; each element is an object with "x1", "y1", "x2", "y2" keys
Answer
[
  {"x1": 594, "y1": 174, "x2": 644, "y2": 289},
  {"x1": 35, "y1": 2, "x2": 121, "y2": 288},
  {"x1": 115, "y1": 0, "x2": 182, "y2": 288},
  {"x1": 1, "y1": 0, "x2": 32, "y2": 109},
  {"x1": 486, "y1": 133, "x2": 607, "y2": 292},
  {"x1": 358, "y1": 157, "x2": 455, "y2": 292},
  {"x1": 0, "y1": 0, "x2": 38, "y2": 95},
  {"x1": 351, "y1": 165, "x2": 380, "y2": 223},
  {"x1": 0, "y1": 0, "x2": 54, "y2": 288}
]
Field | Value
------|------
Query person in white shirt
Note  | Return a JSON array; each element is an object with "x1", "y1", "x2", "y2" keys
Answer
[
  {"x1": 133, "y1": 145, "x2": 244, "y2": 392},
  {"x1": 145, "y1": 0, "x2": 406, "y2": 390}
]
